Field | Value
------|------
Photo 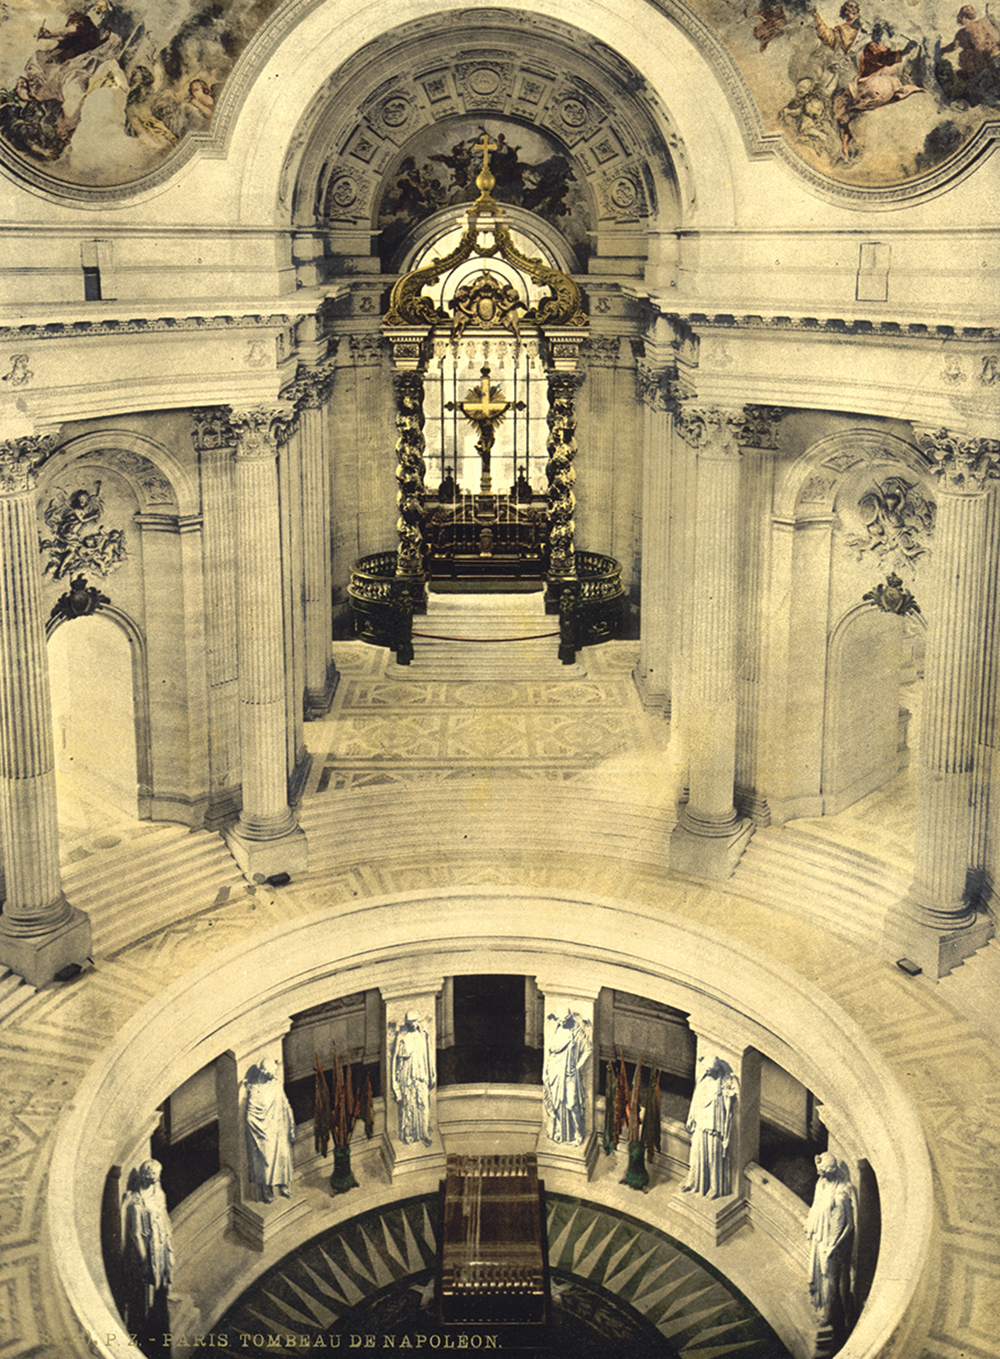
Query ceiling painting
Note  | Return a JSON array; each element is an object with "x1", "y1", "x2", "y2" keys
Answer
[{"x1": 0, "y1": 0, "x2": 995, "y2": 192}]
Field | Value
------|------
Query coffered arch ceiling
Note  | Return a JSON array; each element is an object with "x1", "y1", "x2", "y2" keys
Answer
[{"x1": 286, "y1": 13, "x2": 691, "y2": 266}]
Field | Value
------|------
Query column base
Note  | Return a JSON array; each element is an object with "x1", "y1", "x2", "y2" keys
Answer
[
  {"x1": 885, "y1": 900, "x2": 994, "y2": 979},
  {"x1": 670, "y1": 813, "x2": 754, "y2": 881},
  {"x1": 305, "y1": 665, "x2": 340, "y2": 720},
  {"x1": 223, "y1": 821, "x2": 308, "y2": 880},
  {"x1": 535, "y1": 1129, "x2": 600, "y2": 1180},
  {"x1": 232, "y1": 1195, "x2": 312, "y2": 1251},
  {"x1": 666, "y1": 1186, "x2": 748, "y2": 1248},
  {"x1": 631, "y1": 667, "x2": 670, "y2": 718},
  {"x1": 0, "y1": 905, "x2": 91, "y2": 987},
  {"x1": 380, "y1": 1128, "x2": 446, "y2": 1182}
]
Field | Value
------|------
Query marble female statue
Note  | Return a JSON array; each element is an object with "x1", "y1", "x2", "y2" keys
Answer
[
  {"x1": 244, "y1": 1057, "x2": 296, "y2": 1202},
  {"x1": 543, "y1": 1009, "x2": 593, "y2": 1145},
  {"x1": 807, "y1": 1152, "x2": 857, "y2": 1337},
  {"x1": 682, "y1": 1054, "x2": 740, "y2": 1198},
  {"x1": 390, "y1": 1011, "x2": 435, "y2": 1145},
  {"x1": 122, "y1": 1158, "x2": 173, "y2": 1346}
]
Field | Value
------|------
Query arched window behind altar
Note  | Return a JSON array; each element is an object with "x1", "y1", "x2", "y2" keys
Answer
[{"x1": 410, "y1": 221, "x2": 557, "y2": 498}]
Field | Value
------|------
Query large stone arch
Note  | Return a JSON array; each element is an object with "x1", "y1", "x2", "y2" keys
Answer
[
  {"x1": 764, "y1": 426, "x2": 936, "y2": 823},
  {"x1": 35, "y1": 430, "x2": 210, "y2": 826}
]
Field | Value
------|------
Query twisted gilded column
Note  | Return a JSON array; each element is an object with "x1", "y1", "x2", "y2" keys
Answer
[
  {"x1": 223, "y1": 407, "x2": 308, "y2": 880},
  {"x1": 670, "y1": 406, "x2": 753, "y2": 880},
  {"x1": 891, "y1": 428, "x2": 998, "y2": 975},
  {"x1": 393, "y1": 371, "x2": 427, "y2": 600},
  {"x1": 0, "y1": 436, "x2": 91, "y2": 985},
  {"x1": 545, "y1": 372, "x2": 579, "y2": 587}
]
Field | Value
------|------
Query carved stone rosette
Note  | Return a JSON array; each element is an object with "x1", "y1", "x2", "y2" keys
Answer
[
  {"x1": 393, "y1": 371, "x2": 427, "y2": 579},
  {"x1": 546, "y1": 372, "x2": 580, "y2": 579}
]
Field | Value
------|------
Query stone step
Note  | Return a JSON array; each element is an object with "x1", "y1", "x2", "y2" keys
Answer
[
  {"x1": 63, "y1": 825, "x2": 244, "y2": 958},
  {"x1": 0, "y1": 968, "x2": 36, "y2": 1023}
]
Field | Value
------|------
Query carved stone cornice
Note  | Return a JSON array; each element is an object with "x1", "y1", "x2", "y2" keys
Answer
[
  {"x1": 0, "y1": 314, "x2": 295, "y2": 345},
  {"x1": 227, "y1": 405, "x2": 296, "y2": 460},
  {"x1": 680, "y1": 314, "x2": 1000, "y2": 343},
  {"x1": 191, "y1": 408, "x2": 235, "y2": 453},
  {"x1": 0, "y1": 435, "x2": 56, "y2": 494},
  {"x1": 738, "y1": 406, "x2": 786, "y2": 451},
  {"x1": 673, "y1": 405, "x2": 744, "y2": 456},
  {"x1": 916, "y1": 428, "x2": 1000, "y2": 494}
]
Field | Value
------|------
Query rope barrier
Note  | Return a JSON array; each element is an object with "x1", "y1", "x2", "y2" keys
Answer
[{"x1": 410, "y1": 630, "x2": 560, "y2": 642}]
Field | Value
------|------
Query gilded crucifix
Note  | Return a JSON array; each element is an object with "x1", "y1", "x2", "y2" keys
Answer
[{"x1": 446, "y1": 365, "x2": 525, "y2": 493}]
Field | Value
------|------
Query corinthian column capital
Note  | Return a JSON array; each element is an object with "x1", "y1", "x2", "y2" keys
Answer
[
  {"x1": 674, "y1": 405, "x2": 744, "y2": 457},
  {"x1": 635, "y1": 362, "x2": 673, "y2": 412},
  {"x1": 917, "y1": 427, "x2": 1000, "y2": 494},
  {"x1": 0, "y1": 435, "x2": 55, "y2": 495},
  {"x1": 227, "y1": 405, "x2": 296, "y2": 459}
]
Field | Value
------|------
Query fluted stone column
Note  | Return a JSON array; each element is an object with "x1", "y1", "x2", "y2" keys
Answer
[
  {"x1": 297, "y1": 366, "x2": 338, "y2": 717},
  {"x1": 670, "y1": 406, "x2": 754, "y2": 880},
  {"x1": 889, "y1": 429, "x2": 998, "y2": 976},
  {"x1": 634, "y1": 362, "x2": 673, "y2": 715},
  {"x1": 0, "y1": 437, "x2": 91, "y2": 986},
  {"x1": 223, "y1": 408, "x2": 308, "y2": 880},
  {"x1": 192, "y1": 411, "x2": 241, "y2": 827}
]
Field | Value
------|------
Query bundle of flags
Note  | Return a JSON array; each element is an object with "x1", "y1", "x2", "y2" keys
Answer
[
  {"x1": 602, "y1": 1053, "x2": 661, "y2": 1156},
  {"x1": 314, "y1": 1048, "x2": 375, "y2": 1154}
]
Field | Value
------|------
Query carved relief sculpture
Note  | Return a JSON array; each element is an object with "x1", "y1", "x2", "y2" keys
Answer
[
  {"x1": 844, "y1": 475, "x2": 936, "y2": 569},
  {"x1": 40, "y1": 481, "x2": 127, "y2": 580}
]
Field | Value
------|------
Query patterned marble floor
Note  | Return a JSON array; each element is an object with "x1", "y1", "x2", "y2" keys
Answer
[{"x1": 1, "y1": 637, "x2": 998, "y2": 1359}]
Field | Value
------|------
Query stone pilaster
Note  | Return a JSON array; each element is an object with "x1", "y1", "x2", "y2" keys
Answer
[
  {"x1": 295, "y1": 366, "x2": 338, "y2": 717},
  {"x1": 0, "y1": 436, "x2": 91, "y2": 986},
  {"x1": 734, "y1": 408, "x2": 783, "y2": 825},
  {"x1": 276, "y1": 411, "x2": 310, "y2": 803},
  {"x1": 350, "y1": 335, "x2": 393, "y2": 560},
  {"x1": 581, "y1": 337, "x2": 619, "y2": 572},
  {"x1": 670, "y1": 406, "x2": 754, "y2": 880},
  {"x1": 634, "y1": 361, "x2": 673, "y2": 715},
  {"x1": 381, "y1": 984, "x2": 445, "y2": 1181},
  {"x1": 192, "y1": 411, "x2": 241, "y2": 827},
  {"x1": 534, "y1": 985, "x2": 599, "y2": 1179},
  {"x1": 223, "y1": 407, "x2": 308, "y2": 881},
  {"x1": 889, "y1": 429, "x2": 998, "y2": 976}
]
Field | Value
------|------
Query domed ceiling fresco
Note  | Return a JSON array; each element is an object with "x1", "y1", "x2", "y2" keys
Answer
[{"x1": 0, "y1": 0, "x2": 995, "y2": 191}]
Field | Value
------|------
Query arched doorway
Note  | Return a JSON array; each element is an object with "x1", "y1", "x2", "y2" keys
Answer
[{"x1": 49, "y1": 614, "x2": 140, "y2": 821}]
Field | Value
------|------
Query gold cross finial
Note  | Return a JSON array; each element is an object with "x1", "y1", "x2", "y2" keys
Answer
[
  {"x1": 473, "y1": 131, "x2": 498, "y2": 174},
  {"x1": 471, "y1": 131, "x2": 500, "y2": 208}
]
